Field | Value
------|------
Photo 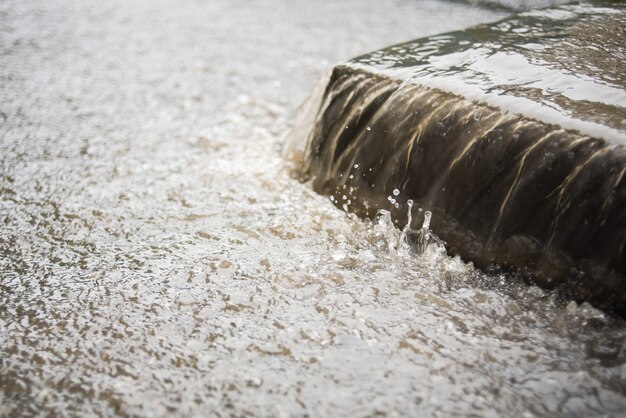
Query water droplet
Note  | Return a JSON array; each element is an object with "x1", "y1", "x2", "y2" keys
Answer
[
  {"x1": 329, "y1": 196, "x2": 335, "y2": 202},
  {"x1": 392, "y1": 189, "x2": 400, "y2": 196},
  {"x1": 366, "y1": 126, "x2": 371, "y2": 131},
  {"x1": 349, "y1": 174, "x2": 353, "y2": 179},
  {"x1": 353, "y1": 164, "x2": 359, "y2": 169}
]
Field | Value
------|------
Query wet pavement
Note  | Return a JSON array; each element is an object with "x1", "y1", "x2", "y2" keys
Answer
[{"x1": 1, "y1": 0, "x2": 625, "y2": 416}]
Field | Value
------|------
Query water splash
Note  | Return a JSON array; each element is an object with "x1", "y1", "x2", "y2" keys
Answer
[
  {"x1": 402, "y1": 200, "x2": 445, "y2": 254},
  {"x1": 375, "y1": 209, "x2": 399, "y2": 253},
  {"x1": 376, "y1": 199, "x2": 445, "y2": 256}
]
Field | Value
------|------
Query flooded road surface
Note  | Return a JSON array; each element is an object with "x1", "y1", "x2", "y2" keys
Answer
[{"x1": 1, "y1": 0, "x2": 625, "y2": 416}]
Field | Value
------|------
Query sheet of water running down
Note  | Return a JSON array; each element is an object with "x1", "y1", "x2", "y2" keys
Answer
[
  {"x1": 1, "y1": 0, "x2": 625, "y2": 417},
  {"x1": 289, "y1": 0, "x2": 626, "y2": 316}
]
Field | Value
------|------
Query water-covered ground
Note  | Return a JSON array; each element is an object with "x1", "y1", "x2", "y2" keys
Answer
[{"x1": 1, "y1": 0, "x2": 625, "y2": 416}]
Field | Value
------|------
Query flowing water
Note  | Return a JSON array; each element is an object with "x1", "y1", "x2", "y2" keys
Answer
[
  {"x1": 287, "y1": 1, "x2": 626, "y2": 314},
  {"x1": 1, "y1": 0, "x2": 625, "y2": 416}
]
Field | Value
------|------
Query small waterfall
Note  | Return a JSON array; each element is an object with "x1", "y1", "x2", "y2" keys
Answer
[{"x1": 286, "y1": 6, "x2": 626, "y2": 315}]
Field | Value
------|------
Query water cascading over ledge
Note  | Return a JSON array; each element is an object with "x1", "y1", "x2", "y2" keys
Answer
[{"x1": 286, "y1": 2, "x2": 626, "y2": 315}]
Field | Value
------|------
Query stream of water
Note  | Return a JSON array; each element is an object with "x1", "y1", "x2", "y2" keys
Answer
[{"x1": 1, "y1": 0, "x2": 625, "y2": 416}]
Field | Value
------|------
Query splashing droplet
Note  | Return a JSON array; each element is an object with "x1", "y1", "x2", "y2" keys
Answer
[
  {"x1": 403, "y1": 209, "x2": 443, "y2": 254},
  {"x1": 423, "y1": 211, "x2": 432, "y2": 229}
]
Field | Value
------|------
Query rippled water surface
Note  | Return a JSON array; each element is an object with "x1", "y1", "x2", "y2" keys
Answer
[
  {"x1": 353, "y1": 2, "x2": 626, "y2": 143},
  {"x1": 1, "y1": 0, "x2": 625, "y2": 416}
]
